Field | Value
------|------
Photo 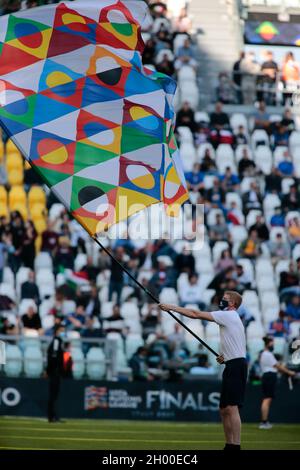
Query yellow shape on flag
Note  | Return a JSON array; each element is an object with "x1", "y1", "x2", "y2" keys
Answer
[
  {"x1": 130, "y1": 106, "x2": 152, "y2": 121},
  {"x1": 8, "y1": 28, "x2": 53, "y2": 59},
  {"x1": 40, "y1": 146, "x2": 68, "y2": 165}
]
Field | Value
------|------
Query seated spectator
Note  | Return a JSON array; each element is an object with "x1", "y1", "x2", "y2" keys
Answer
[
  {"x1": 242, "y1": 181, "x2": 263, "y2": 214},
  {"x1": 175, "y1": 244, "x2": 195, "y2": 274},
  {"x1": 287, "y1": 217, "x2": 300, "y2": 246},
  {"x1": 176, "y1": 101, "x2": 196, "y2": 132},
  {"x1": 268, "y1": 311, "x2": 290, "y2": 338},
  {"x1": 129, "y1": 347, "x2": 154, "y2": 381},
  {"x1": 216, "y1": 72, "x2": 236, "y2": 104},
  {"x1": 194, "y1": 125, "x2": 209, "y2": 146},
  {"x1": 205, "y1": 178, "x2": 225, "y2": 208},
  {"x1": 179, "y1": 273, "x2": 205, "y2": 308},
  {"x1": 272, "y1": 124, "x2": 290, "y2": 148},
  {"x1": 0, "y1": 316, "x2": 19, "y2": 335},
  {"x1": 199, "y1": 151, "x2": 217, "y2": 173},
  {"x1": 265, "y1": 167, "x2": 282, "y2": 193},
  {"x1": 281, "y1": 108, "x2": 295, "y2": 133},
  {"x1": 214, "y1": 248, "x2": 235, "y2": 273},
  {"x1": 282, "y1": 185, "x2": 300, "y2": 212},
  {"x1": 81, "y1": 256, "x2": 100, "y2": 282},
  {"x1": 238, "y1": 148, "x2": 256, "y2": 178},
  {"x1": 234, "y1": 264, "x2": 252, "y2": 290},
  {"x1": 249, "y1": 214, "x2": 269, "y2": 242},
  {"x1": 54, "y1": 236, "x2": 74, "y2": 272},
  {"x1": 155, "y1": 30, "x2": 172, "y2": 54},
  {"x1": 174, "y1": 38, "x2": 197, "y2": 70},
  {"x1": 238, "y1": 229, "x2": 261, "y2": 259},
  {"x1": 209, "y1": 213, "x2": 229, "y2": 245},
  {"x1": 22, "y1": 303, "x2": 43, "y2": 335},
  {"x1": 286, "y1": 295, "x2": 300, "y2": 321},
  {"x1": 209, "y1": 101, "x2": 230, "y2": 129},
  {"x1": 156, "y1": 55, "x2": 175, "y2": 76},
  {"x1": 220, "y1": 166, "x2": 240, "y2": 192},
  {"x1": 41, "y1": 220, "x2": 59, "y2": 255},
  {"x1": 279, "y1": 260, "x2": 299, "y2": 292},
  {"x1": 253, "y1": 100, "x2": 270, "y2": 132},
  {"x1": 268, "y1": 233, "x2": 290, "y2": 264},
  {"x1": 226, "y1": 200, "x2": 244, "y2": 225},
  {"x1": 141, "y1": 304, "x2": 160, "y2": 338},
  {"x1": 21, "y1": 270, "x2": 40, "y2": 305},
  {"x1": 277, "y1": 151, "x2": 295, "y2": 177},
  {"x1": 270, "y1": 207, "x2": 285, "y2": 227},
  {"x1": 185, "y1": 163, "x2": 204, "y2": 192},
  {"x1": 66, "y1": 304, "x2": 87, "y2": 332},
  {"x1": 190, "y1": 353, "x2": 215, "y2": 375},
  {"x1": 103, "y1": 304, "x2": 125, "y2": 334},
  {"x1": 234, "y1": 125, "x2": 248, "y2": 146},
  {"x1": 142, "y1": 38, "x2": 156, "y2": 65}
]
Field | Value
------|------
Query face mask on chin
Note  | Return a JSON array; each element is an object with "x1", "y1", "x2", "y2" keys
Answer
[{"x1": 219, "y1": 299, "x2": 229, "y2": 310}]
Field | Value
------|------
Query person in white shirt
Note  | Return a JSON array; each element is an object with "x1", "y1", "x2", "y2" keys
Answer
[
  {"x1": 159, "y1": 290, "x2": 247, "y2": 451},
  {"x1": 259, "y1": 336, "x2": 295, "y2": 430}
]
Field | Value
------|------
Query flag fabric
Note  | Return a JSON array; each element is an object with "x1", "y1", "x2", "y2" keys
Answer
[{"x1": 0, "y1": 0, "x2": 188, "y2": 236}]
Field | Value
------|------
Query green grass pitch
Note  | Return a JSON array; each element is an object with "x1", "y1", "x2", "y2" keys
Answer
[{"x1": 0, "y1": 417, "x2": 299, "y2": 450}]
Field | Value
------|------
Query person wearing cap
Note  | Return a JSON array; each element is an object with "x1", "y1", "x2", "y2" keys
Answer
[{"x1": 259, "y1": 336, "x2": 295, "y2": 429}]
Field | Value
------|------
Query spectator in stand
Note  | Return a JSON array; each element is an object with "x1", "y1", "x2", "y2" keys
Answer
[
  {"x1": 175, "y1": 244, "x2": 195, "y2": 274},
  {"x1": 276, "y1": 151, "x2": 295, "y2": 177},
  {"x1": 41, "y1": 220, "x2": 59, "y2": 255},
  {"x1": 282, "y1": 184, "x2": 300, "y2": 212},
  {"x1": 179, "y1": 272, "x2": 205, "y2": 309},
  {"x1": 156, "y1": 54, "x2": 175, "y2": 76},
  {"x1": 209, "y1": 101, "x2": 230, "y2": 129},
  {"x1": 66, "y1": 304, "x2": 87, "y2": 333},
  {"x1": 209, "y1": 213, "x2": 229, "y2": 246},
  {"x1": 242, "y1": 182, "x2": 263, "y2": 215},
  {"x1": 286, "y1": 295, "x2": 300, "y2": 322},
  {"x1": 53, "y1": 236, "x2": 74, "y2": 273},
  {"x1": 270, "y1": 207, "x2": 285, "y2": 227},
  {"x1": 220, "y1": 166, "x2": 240, "y2": 192},
  {"x1": 279, "y1": 260, "x2": 299, "y2": 293},
  {"x1": 253, "y1": 100, "x2": 271, "y2": 133},
  {"x1": 142, "y1": 38, "x2": 156, "y2": 65},
  {"x1": 205, "y1": 178, "x2": 225, "y2": 208},
  {"x1": 155, "y1": 30, "x2": 172, "y2": 54},
  {"x1": 0, "y1": 316, "x2": 19, "y2": 335},
  {"x1": 81, "y1": 256, "x2": 100, "y2": 283},
  {"x1": 268, "y1": 233, "x2": 290, "y2": 265},
  {"x1": 234, "y1": 264, "x2": 252, "y2": 291},
  {"x1": 176, "y1": 101, "x2": 196, "y2": 132},
  {"x1": 1, "y1": 0, "x2": 21, "y2": 15},
  {"x1": 232, "y1": 51, "x2": 245, "y2": 104},
  {"x1": 194, "y1": 125, "x2": 209, "y2": 146},
  {"x1": 238, "y1": 147, "x2": 256, "y2": 178},
  {"x1": 268, "y1": 311, "x2": 290, "y2": 338},
  {"x1": 272, "y1": 123, "x2": 290, "y2": 149},
  {"x1": 227, "y1": 200, "x2": 244, "y2": 226},
  {"x1": 240, "y1": 51, "x2": 260, "y2": 105},
  {"x1": 199, "y1": 150, "x2": 217, "y2": 173},
  {"x1": 249, "y1": 214, "x2": 269, "y2": 242},
  {"x1": 103, "y1": 304, "x2": 125, "y2": 335},
  {"x1": 141, "y1": 304, "x2": 160, "y2": 338},
  {"x1": 185, "y1": 163, "x2": 204, "y2": 193},
  {"x1": 238, "y1": 229, "x2": 261, "y2": 260},
  {"x1": 190, "y1": 353, "x2": 215, "y2": 375},
  {"x1": 265, "y1": 167, "x2": 282, "y2": 193},
  {"x1": 258, "y1": 51, "x2": 279, "y2": 105},
  {"x1": 22, "y1": 220, "x2": 37, "y2": 270},
  {"x1": 234, "y1": 125, "x2": 248, "y2": 146},
  {"x1": 21, "y1": 270, "x2": 40, "y2": 305},
  {"x1": 281, "y1": 108, "x2": 295, "y2": 134},
  {"x1": 214, "y1": 248, "x2": 235, "y2": 273},
  {"x1": 129, "y1": 347, "x2": 154, "y2": 381},
  {"x1": 281, "y1": 52, "x2": 300, "y2": 105},
  {"x1": 216, "y1": 72, "x2": 236, "y2": 104},
  {"x1": 8, "y1": 211, "x2": 25, "y2": 274},
  {"x1": 174, "y1": 38, "x2": 197, "y2": 71},
  {"x1": 287, "y1": 217, "x2": 300, "y2": 247},
  {"x1": 108, "y1": 246, "x2": 127, "y2": 304},
  {"x1": 22, "y1": 303, "x2": 43, "y2": 335}
]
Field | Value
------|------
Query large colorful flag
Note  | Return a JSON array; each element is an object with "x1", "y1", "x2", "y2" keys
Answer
[{"x1": 0, "y1": 0, "x2": 188, "y2": 236}]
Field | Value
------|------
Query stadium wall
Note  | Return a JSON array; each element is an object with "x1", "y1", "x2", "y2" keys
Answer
[{"x1": 0, "y1": 378, "x2": 299, "y2": 423}]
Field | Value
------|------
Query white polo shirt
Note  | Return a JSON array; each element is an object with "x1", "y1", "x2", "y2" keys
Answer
[
  {"x1": 260, "y1": 350, "x2": 277, "y2": 374},
  {"x1": 210, "y1": 309, "x2": 246, "y2": 361}
]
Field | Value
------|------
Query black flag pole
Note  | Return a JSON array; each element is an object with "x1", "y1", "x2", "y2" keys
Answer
[{"x1": 93, "y1": 235, "x2": 219, "y2": 357}]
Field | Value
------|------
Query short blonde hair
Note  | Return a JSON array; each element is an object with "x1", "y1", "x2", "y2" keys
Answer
[{"x1": 224, "y1": 290, "x2": 242, "y2": 309}]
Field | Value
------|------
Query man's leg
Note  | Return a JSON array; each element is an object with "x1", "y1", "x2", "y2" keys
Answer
[
  {"x1": 229, "y1": 405, "x2": 241, "y2": 445},
  {"x1": 220, "y1": 407, "x2": 234, "y2": 444},
  {"x1": 261, "y1": 398, "x2": 272, "y2": 422}
]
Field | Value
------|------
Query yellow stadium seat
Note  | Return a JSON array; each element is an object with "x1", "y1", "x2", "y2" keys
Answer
[
  {"x1": 8, "y1": 186, "x2": 26, "y2": 208},
  {"x1": 30, "y1": 203, "x2": 47, "y2": 220},
  {"x1": 10, "y1": 203, "x2": 28, "y2": 220},
  {"x1": 6, "y1": 152, "x2": 23, "y2": 171},
  {"x1": 6, "y1": 140, "x2": 19, "y2": 155},
  {"x1": 8, "y1": 168, "x2": 24, "y2": 186},
  {"x1": 0, "y1": 205, "x2": 9, "y2": 218},
  {"x1": 28, "y1": 186, "x2": 46, "y2": 209},
  {"x1": 33, "y1": 218, "x2": 47, "y2": 234},
  {"x1": 0, "y1": 185, "x2": 7, "y2": 205}
]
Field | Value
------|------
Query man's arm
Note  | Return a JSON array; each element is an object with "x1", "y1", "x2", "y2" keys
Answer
[{"x1": 159, "y1": 303, "x2": 215, "y2": 322}]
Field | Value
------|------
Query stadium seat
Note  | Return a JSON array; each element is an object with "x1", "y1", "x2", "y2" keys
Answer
[
  {"x1": 251, "y1": 129, "x2": 269, "y2": 148},
  {"x1": 273, "y1": 146, "x2": 289, "y2": 165},
  {"x1": 0, "y1": 282, "x2": 16, "y2": 302},
  {"x1": 230, "y1": 113, "x2": 249, "y2": 133},
  {"x1": 86, "y1": 347, "x2": 106, "y2": 380},
  {"x1": 8, "y1": 168, "x2": 24, "y2": 186},
  {"x1": 235, "y1": 144, "x2": 253, "y2": 162},
  {"x1": 254, "y1": 146, "x2": 273, "y2": 174},
  {"x1": 212, "y1": 241, "x2": 229, "y2": 262},
  {"x1": 24, "y1": 346, "x2": 43, "y2": 378},
  {"x1": 159, "y1": 288, "x2": 178, "y2": 304},
  {"x1": 247, "y1": 321, "x2": 264, "y2": 339},
  {"x1": 71, "y1": 347, "x2": 85, "y2": 379},
  {"x1": 4, "y1": 345, "x2": 23, "y2": 377},
  {"x1": 281, "y1": 178, "x2": 295, "y2": 195},
  {"x1": 195, "y1": 111, "x2": 210, "y2": 124},
  {"x1": 8, "y1": 185, "x2": 26, "y2": 208},
  {"x1": 2, "y1": 266, "x2": 14, "y2": 285},
  {"x1": 74, "y1": 253, "x2": 87, "y2": 272},
  {"x1": 177, "y1": 126, "x2": 194, "y2": 143},
  {"x1": 125, "y1": 334, "x2": 144, "y2": 360},
  {"x1": 179, "y1": 142, "x2": 197, "y2": 172},
  {"x1": 34, "y1": 252, "x2": 53, "y2": 272},
  {"x1": 36, "y1": 269, "x2": 55, "y2": 288}
]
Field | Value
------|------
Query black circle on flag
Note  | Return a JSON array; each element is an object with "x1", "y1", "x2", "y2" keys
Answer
[
  {"x1": 97, "y1": 67, "x2": 122, "y2": 86},
  {"x1": 78, "y1": 186, "x2": 105, "y2": 207}
]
